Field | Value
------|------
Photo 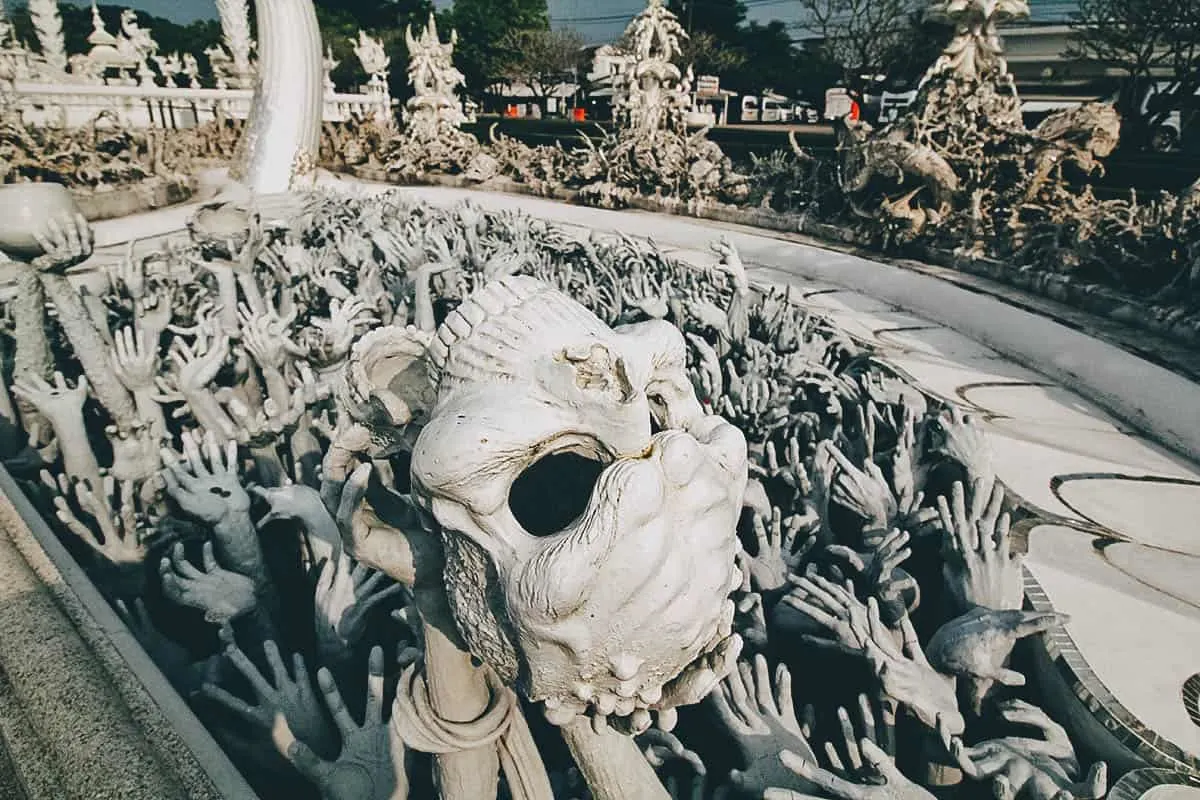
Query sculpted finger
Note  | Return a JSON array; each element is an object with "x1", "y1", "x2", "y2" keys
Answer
[
  {"x1": 317, "y1": 667, "x2": 357, "y2": 735},
  {"x1": 836, "y1": 706, "x2": 862, "y2": 771},
  {"x1": 201, "y1": 682, "x2": 268, "y2": 728},
  {"x1": 365, "y1": 645, "x2": 386, "y2": 724},
  {"x1": 779, "y1": 750, "x2": 869, "y2": 800},
  {"x1": 274, "y1": 717, "x2": 331, "y2": 784}
]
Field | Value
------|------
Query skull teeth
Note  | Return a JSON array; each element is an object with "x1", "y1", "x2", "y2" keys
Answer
[
  {"x1": 609, "y1": 653, "x2": 643, "y2": 682},
  {"x1": 629, "y1": 708, "x2": 653, "y2": 735},
  {"x1": 637, "y1": 683, "x2": 663, "y2": 705},
  {"x1": 595, "y1": 692, "x2": 618, "y2": 715},
  {"x1": 613, "y1": 695, "x2": 637, "y2": 717}
]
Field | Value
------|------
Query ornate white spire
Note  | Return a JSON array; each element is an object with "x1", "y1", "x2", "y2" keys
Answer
[
  {"x1": 214, "y1": 0, "x2": 255, "y2": 87},
  {"x1": 27, "y1": 0, "x2": 68, "y2": 73},
  {"x1": 88, "y1": 1, "x2": 117, "y2": 47}
]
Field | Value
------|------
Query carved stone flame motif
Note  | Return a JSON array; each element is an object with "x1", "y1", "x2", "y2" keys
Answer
[{"x1": 410, "y1": 276, "x2": 748, "y2": 727}]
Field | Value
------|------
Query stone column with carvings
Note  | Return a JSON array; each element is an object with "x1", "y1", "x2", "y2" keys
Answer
[{"x1": 230, "y1": 0, "x2": 323, "y2": 194}]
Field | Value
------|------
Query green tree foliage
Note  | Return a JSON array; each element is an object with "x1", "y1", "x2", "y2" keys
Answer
[
  {"x1": 727, "y1": 21, "x2": 798, "y2": 96},
  {"x1": 1068, "y1": 0, "x2": 1200, "y2": 131},
  {"x1": 498, "y1": 27, "x2": 589, "y2": 98},
  {"x1": 667, "y1": 0, "x2": 747, "y2": 36},
  {"x1": 794, "y1": 0, "x2": 930, "y2": 90},
  {"x1": 447, "y1": 0, "x2": 550, "y2": 96}
]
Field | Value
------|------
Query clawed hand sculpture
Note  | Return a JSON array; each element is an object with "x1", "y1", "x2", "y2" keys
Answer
[{"x1": 1, "y1": 192, "x2": 1097, "y2": 800}]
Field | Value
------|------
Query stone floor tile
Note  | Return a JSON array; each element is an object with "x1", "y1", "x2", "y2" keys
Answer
[
  {"x1": 877, "y1": 326, "x2": 1005, "y2": 361},
  {"x1": 1025, "y1": 525, "x2": 1200, "y2": 757}
]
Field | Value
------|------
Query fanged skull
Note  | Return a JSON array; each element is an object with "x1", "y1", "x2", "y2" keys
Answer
[{"x1": 410, "y1": 275, "x2": 748, "y2": 732}]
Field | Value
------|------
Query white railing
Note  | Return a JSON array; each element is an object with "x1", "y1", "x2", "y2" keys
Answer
[{"x1": 3, "y1": 80, "x2": 393, "y2": 129}]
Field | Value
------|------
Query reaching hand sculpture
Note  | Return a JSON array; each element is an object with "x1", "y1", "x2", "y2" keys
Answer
[
  {"x1": 52, "y1": 474, "x2": 147, "y2": 593},
  {"x1": 743, "y1": 507, "x2": 811, "y2": 595},
  {"x1": 276, "y1": 646, "x2": 409, "y2": 800},
  {"x1": 160, "y1": 541, "x2": 258, "y2": 625},
  {"x1": 25, "y1": 211, "x2": 140, "y2": 433},
  {"x1": 710, "y1": 654, "x2": 818, "y2": 796},
  {"x1": 764, "y1": 739, "x2": 937, "y2": 800},
  {"x1": 938, "y1": 480, "x2": 1023, "y2": 613},
  {"x1": 926, "y1": 607, "x2": 1068, "y2": 714},
  {"x1": 161, "y1": 431, "x2": 265, "y2": 587},
  {"x1": 313, "y1": 553, "x2": 405, "y2": 663},
  {"x1": 202, "y1": 628, "x2": 337, "y2": 759},
  {"x1": 13, "y1": 372, "x2": 100, "y2": 487},
  {"x1": 941, "y1": 700, "x2": 1107, "y2": 800}
]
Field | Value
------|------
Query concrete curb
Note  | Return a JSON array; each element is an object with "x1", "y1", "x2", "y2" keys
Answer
[{"x1": 0, "y1": 465, "x2": 260, "y2": 800}]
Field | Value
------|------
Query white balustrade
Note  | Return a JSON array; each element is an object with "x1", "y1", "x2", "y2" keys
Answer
[{"x1": 3, "y1": 80, "x2": 393, "y2": 129}]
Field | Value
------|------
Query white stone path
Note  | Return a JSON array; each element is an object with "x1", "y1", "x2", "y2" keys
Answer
[{"x1": 80, "y1": 183, "x2": 1199, "y2": 777}]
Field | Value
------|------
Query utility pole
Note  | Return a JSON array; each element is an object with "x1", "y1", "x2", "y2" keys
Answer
[{"x1": 687, "y1": 0, "x2": 695, "y2": 33}]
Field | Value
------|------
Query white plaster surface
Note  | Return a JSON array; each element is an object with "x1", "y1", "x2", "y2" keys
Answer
[
  {"x1": 77, "y1": 183, "x2": 1200, "y2": 770},
  {"x1": 1027, "y1": 525, "x2": 1200, "y2": 757}
]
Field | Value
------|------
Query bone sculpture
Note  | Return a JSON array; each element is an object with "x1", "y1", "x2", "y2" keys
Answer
[
  {"x1": 414, "y1": 276, "x2": 748, "y2": 719},
  {"x1": 330, "y1": 275, "x2": 748, "y2": 799},
  {"x1": 0, "y1": 187, "x2": 1122, "y2": 800}
]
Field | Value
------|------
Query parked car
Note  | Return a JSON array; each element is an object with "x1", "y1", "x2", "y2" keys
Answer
[
  {"x1": 879, "y1": 89, "x2": 917, "y2": 123},
  {"x1": 1139, "y1": 81, "x2": 1199, "y2": 153},
  {"x1": 791, "y1": 101, "x2": 820, "y2": 124}
]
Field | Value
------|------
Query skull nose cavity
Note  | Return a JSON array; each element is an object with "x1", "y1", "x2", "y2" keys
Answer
[{"x1": 660, "y1": 433, "x2": 702, "y2": 486}]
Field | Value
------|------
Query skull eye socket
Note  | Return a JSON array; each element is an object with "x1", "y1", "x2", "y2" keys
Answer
[{"x1": 509, "y1": 451, "x2": 606, "y2": 537}]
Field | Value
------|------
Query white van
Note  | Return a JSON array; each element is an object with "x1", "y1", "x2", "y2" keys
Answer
[
  {"x1": 741, "y1": 95, "x2": 759, "y2": 123},
  {"x1": 761, "y1": 97, "x2": 790, "y2": 123}
]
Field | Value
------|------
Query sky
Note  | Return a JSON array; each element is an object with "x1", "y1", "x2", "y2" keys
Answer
[{"x1": 99, "y1": 0, "x2": 1078, "y2": 44}]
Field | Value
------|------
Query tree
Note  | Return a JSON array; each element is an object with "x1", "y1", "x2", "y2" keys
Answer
[
  {"x1": 497, "y1": 27, "x2": 588, "y2": 100},
  {"x1": 726, "y1": 20, "x2": 796, "y2": 95},
  {"x1": 679, "y1": 30, "x2": 747, "y2": 78},
  {"x1": 667, "y1": 0, "x2": 747, "y2": 37},
  {"x1": 794, "y1": 0, "x2": 925, "y2": 90},
  {"x1": 1068, "y1": 0, "x2": 1200, "y2": 132},
  {"x1": 447, "y1": 0, "x2": 549, "y2": 97}
]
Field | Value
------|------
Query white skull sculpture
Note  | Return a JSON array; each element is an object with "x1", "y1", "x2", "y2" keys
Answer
[{"x1": 409, "y1": 275, "x2": 748, "y2": 731}]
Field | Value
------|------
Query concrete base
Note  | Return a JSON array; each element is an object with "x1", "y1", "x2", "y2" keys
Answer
[{"x1": 0, "y1": 465, "x2": 258, "y2": 799}]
